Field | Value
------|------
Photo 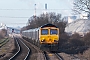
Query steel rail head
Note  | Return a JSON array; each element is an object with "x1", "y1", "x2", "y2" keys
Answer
[{"x1": 9, "y1": 39, "x2": 21, "y2": 60}]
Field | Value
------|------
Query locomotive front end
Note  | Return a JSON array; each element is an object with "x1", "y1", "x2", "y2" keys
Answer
[{"x1": 39, "y1": 27, "x2": 59, "y2": 45}]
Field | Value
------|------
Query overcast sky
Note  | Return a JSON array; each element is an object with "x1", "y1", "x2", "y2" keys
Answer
[{"x1": 0, "y1": 0, "x2": 73, "y2": 27}]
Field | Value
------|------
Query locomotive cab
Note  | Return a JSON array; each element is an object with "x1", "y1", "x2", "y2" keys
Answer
[
  {"x1": 40, "y1": 27, "x2": 59, "y2": 44},
  {"x1": 39, "y1": 24, "x2": 59, "y2": 46}
]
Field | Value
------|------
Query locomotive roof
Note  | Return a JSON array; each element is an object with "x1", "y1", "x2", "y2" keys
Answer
[{"x1": 41, "y1": 23, "x2": 57, "y2": 28}]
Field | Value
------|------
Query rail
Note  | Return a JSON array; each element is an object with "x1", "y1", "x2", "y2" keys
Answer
[
  {"x1": 9, "y1": 38, "x2": 30, "y2": 60},
  {"x1": 9, "y1": 38, "x2": 20, "y2": 60}
]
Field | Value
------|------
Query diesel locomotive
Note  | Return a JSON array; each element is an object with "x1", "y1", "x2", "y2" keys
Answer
[{"x1": 22, "y1": 23, "x2": 59, "y2": 51}]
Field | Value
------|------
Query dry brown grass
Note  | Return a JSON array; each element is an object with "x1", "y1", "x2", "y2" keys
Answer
[{"x1": 0, "y1": 38, "x2": 16, "y2": 60}]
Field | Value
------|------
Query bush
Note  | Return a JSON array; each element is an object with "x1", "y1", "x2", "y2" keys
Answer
[
  {"x1": 0, "y1": 29, "x2": 7, "y2": 39},
  {"x1": 59, "y1": 33, "x2": 70, "y2": 45},
  {"x1": 70, "y1": 33, "x2": 81, "y2": 40},
  {"x1": 59, "y1": 33, "x2": 86, "y2": 54},
  {"x1": 83, "y1": 32, "x2": 90, "y2": 46},
  {"x1": 68, "y1": 33, "x2": 84, "y2": 46}
]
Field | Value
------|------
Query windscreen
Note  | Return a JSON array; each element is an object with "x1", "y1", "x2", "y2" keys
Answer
[
  {"x1": 41, "y1": 29, "x2": 48, "y2": 35},
  {"x1": 50, "y1": 29, "x2": 58, "y2": 35}
]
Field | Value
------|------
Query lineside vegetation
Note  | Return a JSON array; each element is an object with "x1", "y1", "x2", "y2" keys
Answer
[{"x1": 21, "y1": 12, "x2": 90, "y2": 54}]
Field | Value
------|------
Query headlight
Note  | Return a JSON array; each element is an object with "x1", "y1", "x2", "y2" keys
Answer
[
  {"x1": 41, "y1": 40, "x2": 45, "y2": 42},
  {"x1": 54, "y1": 40, "x2": 58, "y2": 42}
]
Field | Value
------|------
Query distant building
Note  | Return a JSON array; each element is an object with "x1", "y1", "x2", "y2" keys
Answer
[
  {"x1": 65, "y1": 19, "x2": 90, "y2": 36},
  {"x1": 7, "y1": 27, "x2": 20, "y2": 34},
  {"x1": 63, "y1": 16, "x2": 77, "y2": 23},
  {"x1": 79, "y1": 13, "x2": 88, "y2": 19},
  {"x1": 0, "y1": 23, "x2": 7, "y2": 30}
]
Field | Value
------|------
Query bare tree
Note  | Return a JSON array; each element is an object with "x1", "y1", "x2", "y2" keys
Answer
[
  {"x1": 21, "y1": 12, "x2": 67, "y2": 34},
  {"x1": 26, "y1": 12, "x2": 62, "y2": 29},
  {"x1": 73, "y1": 0, "x2": 90, "y2": 14}
]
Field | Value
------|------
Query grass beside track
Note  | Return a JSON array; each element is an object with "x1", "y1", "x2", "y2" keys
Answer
[{"x1": 0, "y1": 38, "x2": 9, "y2": 47}]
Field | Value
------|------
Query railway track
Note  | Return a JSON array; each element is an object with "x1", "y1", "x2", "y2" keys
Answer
[
  {"x1": 21, "y1": 38, "x2": 46, "y2": 60},
  {"x1": 55, "y1": 53, "x2": 63, "y2": 60},
  {"x1": 22, "y1": 37, "x2": 64, "y2": 60},
  {"x1": 9, "y1": 38, "x2": 30, "y2": 60},
  {"x1": 43, "y1": 51, "x2": 63, "y2": 60}
]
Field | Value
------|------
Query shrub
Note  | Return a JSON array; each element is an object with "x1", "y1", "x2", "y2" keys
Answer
[
  {"x1": 59, "y1": 33, "x2": 70, "y2": 45},
  {"x1": 83, "y1": 32, "x2": 90, "y2": 46},
  {"x1": 0, "y1": 29, "x2": 7, "y2": 39},
  {"x1": 69, "y1": 33, "x2": 84, "y2": 46},
  {"x1": 70, "y1": 33, "x2": 81, "y2": 40}
]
